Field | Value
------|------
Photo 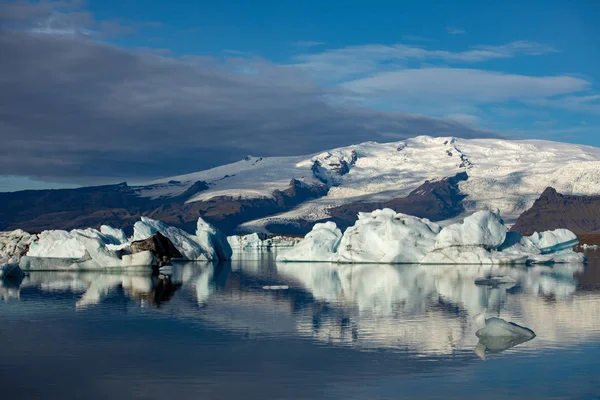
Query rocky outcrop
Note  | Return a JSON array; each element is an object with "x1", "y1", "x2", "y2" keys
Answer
[{"x1": 511, "y1": 187, "x2": 600, "y2": 235}]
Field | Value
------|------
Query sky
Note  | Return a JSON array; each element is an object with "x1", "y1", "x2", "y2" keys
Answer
[{"x1": 0, "y1": 0, "x2": 599, "y2": 191}]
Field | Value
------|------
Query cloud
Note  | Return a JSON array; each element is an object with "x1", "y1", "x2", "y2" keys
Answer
[
  {"x1": 0, "y1": 0, "x2": 163, "y2": 39},
  {"x1": 401, "y1": 35, "x2": 434, "y2": 42},
  {"x1": 531, "y1": 94, "x2": 600, "y2": 114},
  {"x1": 446, "y1": 27, "x2": 466, "y2": 35},
  {"x1": 0, "y1": 30, "x2": 494, "y2": 183},
  {"x1": 445, "y1": 113, "x2": 481, "y2": 127},
  {"x1": 342, "y1": 68, "x2": 589, "y2": 105},
  {"x1": 292, "y1": 41, "x2": 325, "y2": 47},
  {"x1": 292, "y1": 41, "x2": 558, "y2": 81}
]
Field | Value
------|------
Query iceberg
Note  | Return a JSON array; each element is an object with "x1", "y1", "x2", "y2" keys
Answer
[
  {"x1": 278, "y1": 209, "x2": 583, "y2": 265},
  {"x1": 132, "y1": 216, "x2": 231, "y2": 261},
  {"x1": 473, "y1": 312, "x2": 536, "y2": 359},
  {"x1": 276, "y1": 221, "x2": 342, "y2": 262},
  {"x1": 19, "y1": 216, "x2": 230, "y2": 271},
  {"x1": 435, "y1": 211, "x2": 507, "y2": 250},
  {"x1": 0, "y1": 229, "x2": 37, "y2": 265},
  {"x1": 100, "y1": 225, "x2": 129, "y2": 251},
  {"x1": 334, "y1": 209, "x2": 441, "y2": 263},
  {"x1": 27, "y1": 230, "x2": 86, "y2": 259},
  {"x1": 21, "y1": 227, "x2": 156, "y2": 271},
  {"x1": 228, "y1": 233, "x2": 301, "y2": 250}
]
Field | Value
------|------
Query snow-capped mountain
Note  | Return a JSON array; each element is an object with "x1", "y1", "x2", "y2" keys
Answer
[
  {"x1": 147, "y1": 135, "x2": 600, "y2": 232},
  {"x1": 3, "y1": 135, "x2": 600, "y2": 235}
]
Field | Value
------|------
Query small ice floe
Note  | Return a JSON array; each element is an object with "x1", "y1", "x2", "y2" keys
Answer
[
  {"x1": 262, "y1": 285, "x2": 289, "y2": 290},
  {"x1": 473, "y1": 311, "x2": 536, "y2": 360},
  {"x1": 474, "y1": 276, "x2": 517, "y2": 288},
  {"x1": 581, "y1": 244, "x2": 599, "y2": 250}
]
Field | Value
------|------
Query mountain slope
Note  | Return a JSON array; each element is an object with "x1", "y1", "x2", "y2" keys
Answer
[
  {"x1": 3, "y1": 135, "x2": 600, "y2": 235},
  {"x1": 511, "y1": 187, "x2": 600, "y2": 235}
]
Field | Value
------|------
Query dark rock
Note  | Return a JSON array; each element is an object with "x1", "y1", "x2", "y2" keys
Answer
[
  {"x1": 130, "y1": 232, "x2": 183, "y2": 267},
  {"x1": 268, "y1": 172, "x2": 469, "y2": 234},
  {"x1": 511, "y1": 187, "x2": 600, "y2": 235}
]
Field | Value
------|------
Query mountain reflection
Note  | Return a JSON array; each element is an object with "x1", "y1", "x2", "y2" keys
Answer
[{"x1": 3, "y1": 256, "x2": 600, "y2": 357}]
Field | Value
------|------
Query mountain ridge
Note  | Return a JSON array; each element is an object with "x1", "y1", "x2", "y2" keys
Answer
[{"x1": 3, "y1": 135, "x2": 600, "y2": 235}]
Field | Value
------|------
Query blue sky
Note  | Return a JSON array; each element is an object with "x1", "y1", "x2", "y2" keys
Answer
[{"x1": 0, "y1": 0, "x2": 599, "y2": 190}]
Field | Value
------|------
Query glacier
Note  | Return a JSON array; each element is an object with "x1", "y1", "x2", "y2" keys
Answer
[
  {"x1": 151, "y1": 135, "x2": 600, "y2": 234},
  {"x1": 277, "y1": 209, "x2": 584, "y2": 265}
]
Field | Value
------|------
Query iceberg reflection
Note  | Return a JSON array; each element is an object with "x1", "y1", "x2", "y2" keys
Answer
[{"x1": 3, "y1": 257, "x2": 600, "y2": 358}]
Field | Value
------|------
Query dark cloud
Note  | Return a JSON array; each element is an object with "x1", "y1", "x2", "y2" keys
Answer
[{"x1": 0, "y1": 29, "x2": 496, "y2": 184}]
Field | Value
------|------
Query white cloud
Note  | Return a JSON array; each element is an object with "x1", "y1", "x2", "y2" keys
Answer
[
  {"x1": 447, "y1": 27, "x2": 466, "y2": 35},
  {"x1": 446, "y1": 113, "x2": 481, "y2": 126},
  {"x1": 292, "y1": 41, "x2": 325, "y2": 47},
  {"x1": 342, "y1": 68, "x2": 589, "y2": 104},
  {"x1": 530, "y1": 94, "x2": 600, "y2": 114},
  {"x1": 292, "y1": 41, "x2": 558, "y2": 81}
]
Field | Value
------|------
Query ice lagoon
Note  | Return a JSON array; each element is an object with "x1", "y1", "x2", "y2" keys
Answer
[{"x1": 1, "y1": 248, "x2": 600, "y2": 399}]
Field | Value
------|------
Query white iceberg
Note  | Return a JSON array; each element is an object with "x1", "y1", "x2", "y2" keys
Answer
[
  {"x1": 21, "y1": 227, "x2": 156, "y2": 270},
  {"x1": 132, "y1": 216, "x2": 231, "y2": 261},
  {"x1": 228, "y1": 233, "x2": 301, "y2": 250},
  {"x1": 435, "y1": 210, "x2": 507, "y2": 250},
  {"x1": 27, "y1": 230, "x2": 86, "y2": 259},
  {"x1": 334, "y1": 209, "x2": 441, "y2": 263},
  {"x1": 473, "y1": 311, "x2": 536, "y2": 359},
  {"x1": 276, "y1": 221, "x2": 342, "y2": 262},
  {"x1": 278, "y1": 209, "x2": 583, "y2": 265}
]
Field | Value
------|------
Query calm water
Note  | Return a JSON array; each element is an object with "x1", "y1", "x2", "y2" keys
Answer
[{"x1": 2, "y1": 251, "x2": 600, "y2": 399}]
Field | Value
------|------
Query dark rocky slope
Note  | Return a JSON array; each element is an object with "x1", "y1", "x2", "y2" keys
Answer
[
  {"x1": 0, "y1": 179, "x2": 326, "y2": 235},
  {"x1": 511, "y1": 187, "x2": 600, "y2": 235},
  {"x1": 265, "y1": 172, "x2": 468, "y2": 235}
]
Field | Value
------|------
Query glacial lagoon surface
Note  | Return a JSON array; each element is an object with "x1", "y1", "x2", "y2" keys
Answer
[{"x1": 2, "y1": 251, "x2": 600, "y2": 399}]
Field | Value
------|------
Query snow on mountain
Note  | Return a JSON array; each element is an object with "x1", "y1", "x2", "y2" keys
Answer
[{"x1": 144, "y1": 135, "x2": 600, "y2": 233}]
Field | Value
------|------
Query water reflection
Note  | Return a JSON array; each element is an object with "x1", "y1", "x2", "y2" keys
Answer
[{"x1": 3, "y1": 255, "x2": 600, "y2": 359}]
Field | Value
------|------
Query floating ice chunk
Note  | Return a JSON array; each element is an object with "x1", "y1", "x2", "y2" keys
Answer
[
  {"x1": 27, "y1": 230, "x2": 87, "y2": 259},
  {"x1": 21, "y1": 228, "x2": 155, "y2": 270},
  {"x1": 0, "y1": 230, "x2": 38, "y2": 265},
  {"x1": 133, "y1": 216, "x2": 231, "y2": 261},
  {"x1": 476, "y1": 316, "x2": 535, "y2": 340},
  {"x1": 334, "y1": 208, "x2": 440, "y2": 263},
  {"x1": 196, "y1": 217, "x2": 232, "y2": 261},
  {"x1": 434, "y1": 211, "x2": 507, "y2": 250},
  {"x1": 276, "y1": 221, "x2": 342, "y2": 262},
  {"x1": 228, "y1": 233, "x2": 302, "y2": 250},
  {"x1": 474, "y1": 315, "x2": 536, "y2": 359},
  {"x1": 527, "y1": 229, "x2": 578, "y2": 251},
  {"x1": 228, "y1": 233, "x2": 264, "y2": 249},
  {"x1": 581, "y1": 244, "x2": 599, "y2": 250}
]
